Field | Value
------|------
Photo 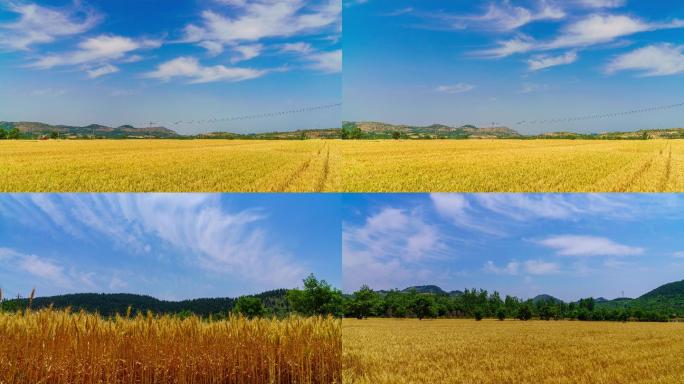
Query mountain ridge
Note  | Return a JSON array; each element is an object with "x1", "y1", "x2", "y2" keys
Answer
[{"x1": 0, "y1": 289, "x2": 290, "y2": 316}]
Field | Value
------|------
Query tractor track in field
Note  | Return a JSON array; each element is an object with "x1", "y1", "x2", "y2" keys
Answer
[
  {"x1": 275, "y1": 157, "x2": 313, "y2": 192},
  {"x1": 316, "y1": 145, "x2": 331, "y2": 192},
  {"x1": 659, "y1": 144, "x2": 673, "y2": 192},
  {"x1": 615, "y1": 157, "x2": 654, "y2": 192}
]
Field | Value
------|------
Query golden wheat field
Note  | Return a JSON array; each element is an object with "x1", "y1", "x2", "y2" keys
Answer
[
  {"x1": 0, "y1": 308, "x2": 341, "y2": 384},
  {"x1": 341, "y1": 139, "x2": 684, "y2": 192},
  {"x1": 0, "y1": 140, "x2": 339, "y2": 192},
  {"x1": 343, "y1": 318, "x2": 684, "y2": 384}
]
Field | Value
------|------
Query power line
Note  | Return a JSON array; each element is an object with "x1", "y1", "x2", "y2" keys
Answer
[
  {"x1": 148, "y1": 103, "x2": 341, "y2": 127},
  {"x1": 515, "y1": 101, "x2": 684, "y2": 126}
]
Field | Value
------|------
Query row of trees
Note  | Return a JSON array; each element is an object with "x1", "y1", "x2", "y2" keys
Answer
[
  {"x1": 232, "y1": 274, "x2": 344, "y2": 318},
  {"x1": 0, "y1": 275, "x2": 345, "y2": 320},
  {"x1": 0, "y1": 128, "x2": 21, "y2": 139},
  {"x1": 342, "y1": 286, "x2": 673, "y2": 322}
]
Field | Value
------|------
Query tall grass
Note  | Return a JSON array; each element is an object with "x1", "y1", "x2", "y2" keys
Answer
[{"x1": 0, "y1": 307, "x2": 341, "y2": 383}]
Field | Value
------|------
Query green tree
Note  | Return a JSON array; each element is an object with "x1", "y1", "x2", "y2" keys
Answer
[
  {"x1": 408, "y1": 291, "x2": 436, "y2": 320},
  {"x1": 286, "y1": 274, "x2": 343, "y2": 316},
  {"x1": 391, "y1": 131, "x2": 400, "y2": 140},
  {"x1": 383, "y1": 289, "x2": 409, "y2": 317},
  {"x1": 474, "y1": 309, "x2": 483, "y2": 321},
  {"x1": 0, "y1": 129, "x2": 6, "y2": 140},
  {"x1": 50, "y1": 131, "x2": 59, "y2": 139},
  {"x1": 579, "y1": 297, "x2": 595, "y2": 312},
  {"x1": 341, "y1": 122, "x2": 363, "y2": 139},
  {"x1": 7, "y1": 128, "x2": 20, "y2": 139},
  {"x1": 233, "y1": 296, "x2": 265, "y2": 319},
  {"x1": 517, "y1": 304, "x2": 532, "y2": 321},
  {"x1": 347, "y1": 284, "x2": 380, "y2": 319},
  {"x1": 496, "y1": 308, "x2": 506, "y2": 321}
]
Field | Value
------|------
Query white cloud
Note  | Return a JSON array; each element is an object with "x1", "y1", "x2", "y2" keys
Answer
[
  {"x1": 231, "y1": 44, "x2": 263, "y2": 63},
  {"x1": 281, "y1": 42, "x2": 313, "y2": 54},
  {"x1": 18, "y1": 254, "x2": 65, "y2": 282},
  {"x1": 0, "y1": 195, "x2": 305, "y2": 288},
  {"x1": 0, "y1": 248, "x2": 68, "y2": 286},
  {"x1": 215, "y1": 0, "x2": 248, "y2": 6},
  {"x1": 475, "y1": 36, "x2": 536, "y2": 58},
  {"x1": 343, "y1": 207, "x2": 446, "y2": 290},
  {"x1": 523, "y1": 259, "x2": 560, "y2": 275},
  {"x1": 30, "y1": 35, "x2": 162, "y2": 70},
  {"x1": 475, "y1": 14, "x2": 684, "y2": 58},
  {"x1": 430, "y1": 194, "x2": 502, "y2": 235},
  {"x1": 344, "y1": 0, "x2": 368, "y2": 7},
  {"x1": 31, "y1": 88, "x2": 66, "y2": 96},
  {"x1": 458, "y1": 1, "x2": 565, "y2": 31},
  {"x1": 606, "y1": 44, "x2": 684, "y2": 76},
  {"x1": 143, "y1": 56, "x2": 267, "y2": 84},
  {"x1": 543, "y1": 14, "x2": 684, "y2": 50},
  {"x1": 198, "y1": 40, "x2": 224, "y2": 56},
  {"x1": 87, "y1": 64, "x2": 119, "y2": 79},
  {"x1": 485, "y1": 259, "x2": 559, "y2": 275},
  {"x1": 0, "y1": 2, "x2": 99, "y2": 50},
  {"x1": 307, "y1": 49, "x2": 341, "y2": 73},
  {"x1": 575, "y1": 0, "x2": 626, "y2": 8},
  {"x1": 672, "y1": 251, "x2": 684, "y2": 259},
  {"x1": 536, "y1": 235, "x2": 644, "y2": 257},
  {"x1": 279, "y1": 44, "x2": 340, "y2": 73},
  {"x1": 385, "y1": 7, "x2": 413, "y2": 17},
  {"x1": 484, "y1": 260, "x2": 520, "y2": 275},
  {"x1": 435, "y1": 83, "x2": 475, "y2": 94},
  {"x1": 528, "y1": 51, "x2": 577, "y2": 71},
  {"x1": 520, "y1": 82, "x2": 549, "y2": 93},
  {"x1": 182, "y1": 0, "x2": 340, "y2": 46}
]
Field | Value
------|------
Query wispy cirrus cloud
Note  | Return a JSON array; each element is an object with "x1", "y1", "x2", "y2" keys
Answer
[
  {"x1": 87, "y1": 63, "x2": 119, "y2": 79},
  {"x1": 435, "y1": 83, "x2": 475, "y2": 94},
  {"x1": 0, "y1": 248, "x2": 68, "y2": 287},
  {"x1": 473, "y1": 12, "x2": 684, "y2": 61},
  {"x1": 0, "y1": 194, "x2": 304, "y2": 288},
  {"x1": 528, "y1": 51, "x2": 577, "y2": 71},
  {"x1": 343, "y1": 207, "x2": 447, "y2": 290},
  {"x1": 0, "y1": 2, "x2": 99, "y2": 50},
  {"x1": 447, "y1": 1, "x2": 565, "y2": 32},
  {"x1": 535, "y1": 235, "x2": 644, "y2": 257},
  {"x1": 575, "y1": 0, "x2": 626, "y2": 8}
]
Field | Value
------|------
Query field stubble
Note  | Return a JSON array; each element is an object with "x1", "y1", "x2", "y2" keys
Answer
[
  {"x1": 343, "y1": 318, "x2": 684, "y2": 384},
  {"x1": 0, "y1": 140, "x2": 339, "y2": 192},
  {"x1": 0, "y1": 308, "x2": 341, "y2": 384},
  {"x1": 341, "y1": 139, "x2": 684, "y2": 192}
]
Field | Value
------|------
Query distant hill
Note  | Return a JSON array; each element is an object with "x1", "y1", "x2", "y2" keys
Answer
[
  {"x1": 202, "y1": 128, "x2": 341, "y2": 140},
  {"x1": 640, "y1": 279, "x2": 684, "y2": 299},
  {"x1": 348, "y1": 121, "x2": 520, "y2": 139},
  {"x1": 0, "y1": 120, "x2": 343, "y2": 139},
  {"x1": 537, "y1": 128, "x2": 684, "y2": 140},
  {"x1": 0, "y1": 121, "x2": 179, "y2": 138},
  {"x1": 532, "y1": 294, "x2": 562, "y2": 303},
  {"x1": 1, "y1": 289, "x2": 290, "y2": 317}
]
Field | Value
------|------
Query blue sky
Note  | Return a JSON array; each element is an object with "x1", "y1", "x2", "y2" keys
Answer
[
  {"x1": 343, "y1": 194, "x2": 684, "y2": 301},
  {"x1": 0, "y1": 0, "x2": 341, "y2": 134},
  {"x1": 0, "y1": 193, "x2": 341, "y2": 300},
  {"x1": 344, "y1": 0, "x2": 684, "y2": 134}
]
